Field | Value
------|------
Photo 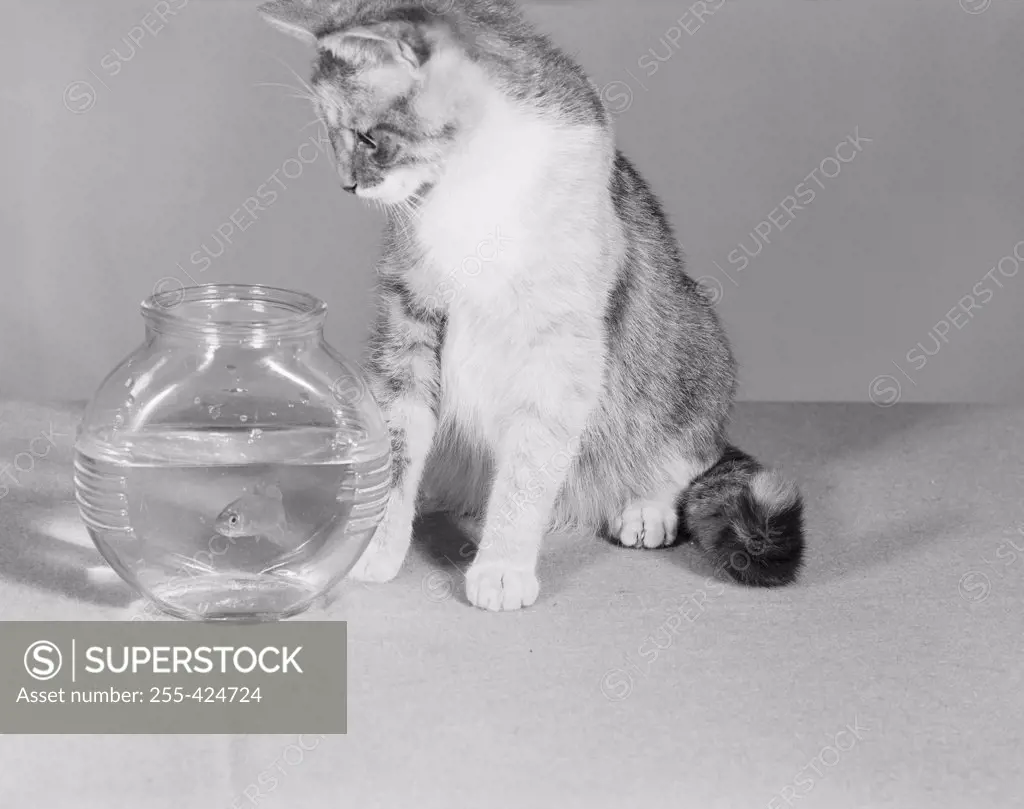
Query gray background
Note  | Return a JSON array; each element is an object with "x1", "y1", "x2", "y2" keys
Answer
[{"x1": 3, "y1": 0, "x2": 1022, "y2": 403}]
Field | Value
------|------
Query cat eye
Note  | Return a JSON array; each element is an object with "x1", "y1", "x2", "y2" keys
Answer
[{"x1": 356, "y1": 131, "x2": 377, "y2": 150}]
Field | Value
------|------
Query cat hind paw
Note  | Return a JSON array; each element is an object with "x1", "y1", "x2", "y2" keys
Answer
[{"x1": 609, "y1": 499, "x2": 679, "y2": 549}]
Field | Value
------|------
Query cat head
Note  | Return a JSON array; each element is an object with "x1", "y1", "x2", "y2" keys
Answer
[{"x1": 259, "y1": 1, "x2": 468, "y2": 206}]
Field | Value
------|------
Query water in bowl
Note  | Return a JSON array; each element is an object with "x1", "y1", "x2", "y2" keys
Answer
[{"x1": 75, "y1": 423, "x2": 390, "y2": 620}]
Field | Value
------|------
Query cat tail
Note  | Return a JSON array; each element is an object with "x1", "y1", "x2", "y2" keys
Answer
[{"x1": 676, "y1": 445, "x2": 805, "y2": 587}]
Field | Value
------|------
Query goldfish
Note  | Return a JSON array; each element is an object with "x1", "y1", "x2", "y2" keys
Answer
[{"x1": 214, "y1": 481, "x2": 288, "y2": 541}]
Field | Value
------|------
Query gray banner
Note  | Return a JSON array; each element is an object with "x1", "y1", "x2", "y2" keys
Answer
[{"x1": 0, "y1": 621, "x2": 346, "y2": 734}]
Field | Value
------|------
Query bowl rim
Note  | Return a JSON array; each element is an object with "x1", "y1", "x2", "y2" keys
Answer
[{"x1": 141, "y1": 284, "x2": 328, "y2": 337}]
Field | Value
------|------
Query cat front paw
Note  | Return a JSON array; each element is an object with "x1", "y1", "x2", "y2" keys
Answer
[
  {"x1": 347, "y1": 542, "x2": 405, "y2": 583},
  {"x1": 347, "y1": 517, "x2": 411, "y2": 583},
  {"x1": 465, "y1": 562, "x2": 539, "y2": 611}
]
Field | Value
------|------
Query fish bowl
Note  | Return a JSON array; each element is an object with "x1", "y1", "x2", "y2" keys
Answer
[{"x1": 74, "y1": 284, "x2": 391, "y2": 621}]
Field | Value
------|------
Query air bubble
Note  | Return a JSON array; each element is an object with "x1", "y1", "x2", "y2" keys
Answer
[
  {"x1": 240, "y1": 415, "x2": 249, "y2": 423},
  {"x1": 125, "y1": 377, "x2": 134, "y2": 388},
  {"x1": 251, "y1": 428, "x2": 263, "y2": 440},
  {"x1": 300, "y1": 392, "x2": 310, "y2": 404},
  {"x1": 229, "y1": 387, "x2": 246, "y2": 395},
  {"x1": 194, "y1": 396, "x2": 202, "y2": 405},
  {"x1": 209, "y1": 404, "x2": 222, "y2": 419}
]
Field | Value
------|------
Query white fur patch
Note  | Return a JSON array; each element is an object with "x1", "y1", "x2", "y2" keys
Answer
[
  {"x1": 349, "y1": 398, "x2": 437, "y2": 583},
  {"x1": 750, "y1": 469, "x2": 798, "y2": 513},
  {"x1": 664, "y1": 456, "x2": 711, "y2": 490},
  {"x1": 357, "y1": 165, "x2": 434, "y2": 204},
  {"x1": 414, "y1": 101, "x2": 545, "y2": 279},
  {"x1": 400, "y1": 83, "x2": 613, "y2": 448}
]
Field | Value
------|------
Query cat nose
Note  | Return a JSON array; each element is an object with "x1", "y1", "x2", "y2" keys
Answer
[{"x1": 342, "y1": 183, "x2": 357, "y2": 194}]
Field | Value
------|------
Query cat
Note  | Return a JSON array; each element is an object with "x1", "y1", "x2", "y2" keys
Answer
[{"x1": 259, "y1": 0, "x2": 805, "y2": 611}]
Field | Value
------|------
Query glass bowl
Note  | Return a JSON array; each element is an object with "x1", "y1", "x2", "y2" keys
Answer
[{"x1": 74, "y1": 284, "x2": 390, "y2": 621}]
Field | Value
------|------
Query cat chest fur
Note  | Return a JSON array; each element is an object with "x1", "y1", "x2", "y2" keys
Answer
[
  {"x1": 403, "y1": 100, "x2": 614, "y2": 445},
  {"x1": 425, "y1": 246, "x2": 552, "y2": 444},
  {"x1": 410, "y1": 214, "x2": 607, "y2": 446},
  {"x1": 426, "y1": 254, "x2": 610, "y2": 451}
]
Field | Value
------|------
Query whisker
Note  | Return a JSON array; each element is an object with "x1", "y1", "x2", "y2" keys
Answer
[
  {"x1": 399, "y1": 201, "x2": 421, "y2": 236},
  {"x1": 254, "y1": 81, "x2": 309, "y2": 93},
  {"x1": 273, "y1": 56, "x2": 317, "y2": 94},
  {"x1": 385, "y1": 198, "x2": 422, "y2": 254},
  {"x1": 276, "y1": 57, "x2": 341, "y2": 117},
  {"x1": 283, "y1": 65, "x2": 349, "y2": 124},
  {"x1": 253, "y1": 82, "x2": 319, "y2": 104}
]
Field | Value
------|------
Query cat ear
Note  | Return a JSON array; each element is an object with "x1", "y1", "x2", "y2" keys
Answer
[
  {"x1": 258, "y1": 0, "x2": 330, "y2": 46},
  {"x1": 318, "y1": 23, "x2": 428, "y2": 73}
]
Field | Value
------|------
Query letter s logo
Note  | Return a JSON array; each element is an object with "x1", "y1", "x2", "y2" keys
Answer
[{"x1": 24, "y1": 640, "x2": 63, "y2": 681}]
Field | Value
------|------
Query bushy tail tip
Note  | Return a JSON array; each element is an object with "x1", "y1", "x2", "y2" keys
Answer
[{"x1": 677, "y1": 447, "x2": 805, "y2": 587}]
